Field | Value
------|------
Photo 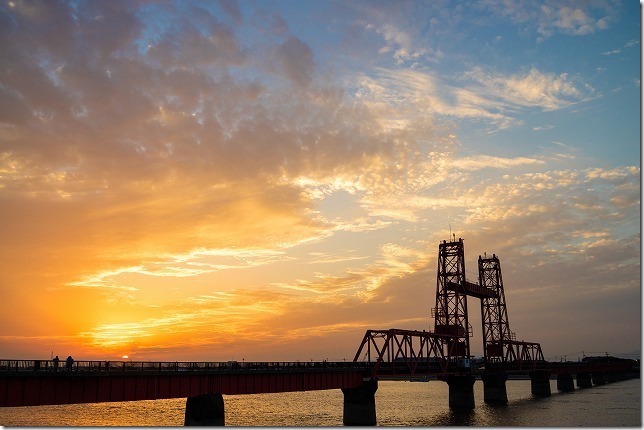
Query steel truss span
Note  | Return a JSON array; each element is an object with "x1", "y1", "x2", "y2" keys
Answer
[{"x1": 352, "y1": 329, "x2": 458, "y2": 378}]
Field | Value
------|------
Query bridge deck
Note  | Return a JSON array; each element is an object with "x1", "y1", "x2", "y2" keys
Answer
[
  {"x1": 0, "y1": 360, "x2": 369, "y2": 407},
  {"x1": 1, "y1": 358, "x2": 637, "y2": 407}
]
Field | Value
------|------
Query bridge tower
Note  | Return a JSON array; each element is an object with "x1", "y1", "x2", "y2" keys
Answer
[
  {"x1": 478, "y1": 254, "x2": 514, "y2": 365},
  {"x1": 477, "y1": 253, "x2": 545, "y2": 368},
  {"x1": 477, "y1": 253, "x2": 549, "y2": 402},
  {"x1": 433, "y1": 237, "x2": 475, "y2": 409},
  {"x1": 433, "y1": 238, "x2": 471, "y2": 365}
]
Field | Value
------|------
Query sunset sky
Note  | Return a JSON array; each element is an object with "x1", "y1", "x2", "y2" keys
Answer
[{"x1": 0, "y1": 0, "x2": 640, "y2": 363}]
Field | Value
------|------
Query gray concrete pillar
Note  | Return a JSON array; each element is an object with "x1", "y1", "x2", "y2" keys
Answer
[
  {"x1": 529, "y1": 370, "x2": 551, "y2": 397},
  {"x1": 342, "y1": 379, "x2": 378, "y2": 426},
  {"x1": 445, "y1": 374, "x2": 476, "y2": 409},
  {"x1": 592, "y1": 372, "x2": 606, "y2": 386},
  {"x1": 184, "y1": 393, "x2": 225, "y2": 426},
  {"x1": 482, "y1": 371, "x2": 508, "y2": 404},
  {"x1": 556, "y1": 373, "x2": 575, "y2": 392},
  {"x1": 576, "y1": 372, "x2": 592, "y2": 388}
]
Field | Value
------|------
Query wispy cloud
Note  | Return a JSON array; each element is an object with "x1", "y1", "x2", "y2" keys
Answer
[
  {"x1": 456, "y1": 155, "x2": 545, "y2": 170},
  {"x1": 462, "y1": 66, "x2": 591, "y2": 111},
  {"x1": 477, "y1": 0, "x2": 618, "y2": 39}
]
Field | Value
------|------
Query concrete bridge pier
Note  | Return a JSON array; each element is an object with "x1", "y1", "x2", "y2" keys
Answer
[
  {"x1": 592, "y1": 372, "x2": 606, "y2": 386},
  {"x1": 529, "y1": 370, "x2": 551, "y2": 397},
  {"x1": 605, "y1": 372, "x2": 618, "y2": 383},
  {"x1": 482, "y1": 371, "x2": 508, "y2": 404},
  {"x1": 576, "y1": 372, "x2": 592, "y2": 388},
  {"x1": 445, "y1": 375, "x2": 476, "y2": 409},
  {"x1": 184, "y1": 393, "x2": 225, "y2": 426},
  {"x1": 342, "y1": 378, "x2": 378, "y2": 426},
  {"x1": 556, "y1": 373, "x2": 575, "y2": 392}
]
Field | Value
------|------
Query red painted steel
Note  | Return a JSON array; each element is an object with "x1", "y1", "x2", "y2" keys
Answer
[{"x1": 0, "y1": 361, "x2": 368, "y2": 407}]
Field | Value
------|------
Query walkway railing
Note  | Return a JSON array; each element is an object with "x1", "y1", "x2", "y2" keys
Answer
[{"x1": 0, "y1": 359, "x2": 371, "y2": 374}]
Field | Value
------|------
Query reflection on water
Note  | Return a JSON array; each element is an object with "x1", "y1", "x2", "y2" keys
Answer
[{"x1": 1, "y1": 378, "x2": 640, "y2": 426}]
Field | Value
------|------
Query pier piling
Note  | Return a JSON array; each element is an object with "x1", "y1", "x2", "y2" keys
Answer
[
  {"x1": 342, "y1": 379, "x2": 378, "y2": 426},
  {"x1": 556, "y1": 373, "x2": 575, "y2": 392},
  {"x1": 529, "y1": 370, "x2": 552, "y2": 397},
  {"x1": 482, "y1": 371, "x2": 508, "y2": 404},
  {"x1": 445, "y1": 375, "x2": 476, "y2": 409},
  {"x1": 184, "y1": 393, "x2": 225, "y2": 426},
  {"x1": 576, "y1": 372, "x2": 592, "y2": 388}
]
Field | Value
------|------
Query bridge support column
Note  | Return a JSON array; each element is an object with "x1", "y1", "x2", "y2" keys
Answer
[
  {"x1": 529, "y1": 370, "x2": 551, "y2": 397},
  {"x1": 556, "y1": 373, "x2": 575, "y2": 392},
  {"x1": 592, "y1": 372, "x2": 606, "y2": 386},
  {"x1": 605, "y1": 372, "x2": 618, "y2": 383},
  {"x1": 184, "y1": 393, "x2": 225, "y2": 426},
  {"x1": 576, "y1": 372, "x2": 592, "y2": 388},
  {"x1": 482, "y1": 371, "x2": 508, "y2": 404},
  {"x1": 342, "y1": 379, "x2": 378, "y2": 426},
  {"x1": 445, "y1": 375, "x2": 476, "y2": 409}
]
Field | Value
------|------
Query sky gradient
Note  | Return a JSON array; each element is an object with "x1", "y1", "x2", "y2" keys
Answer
[{"x1": 0, "y1": 0, "x2": 640, "y2": 363}]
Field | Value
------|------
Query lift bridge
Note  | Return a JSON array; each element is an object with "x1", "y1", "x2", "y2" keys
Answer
[{"x1": 354, "y1": 237, "x2": 545, "y2": 381}]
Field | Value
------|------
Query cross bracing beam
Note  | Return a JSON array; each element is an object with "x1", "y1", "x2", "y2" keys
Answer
[{"x1": 446, "y1": 280, "x2": 497, "y2": 299}]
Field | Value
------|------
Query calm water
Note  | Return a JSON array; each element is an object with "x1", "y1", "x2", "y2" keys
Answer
[{"x1": 1, "y1": 378, "x2": 640, "y2": 426}]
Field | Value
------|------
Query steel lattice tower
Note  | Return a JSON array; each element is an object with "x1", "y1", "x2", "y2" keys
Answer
[
  {"x1": 433, "y1": 238, "x2": 470, "y2": 364},
  {"x1": 478, "y1": 254, "x2": 515, "y2": 364}
]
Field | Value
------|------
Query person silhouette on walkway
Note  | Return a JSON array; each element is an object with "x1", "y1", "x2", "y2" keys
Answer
[
  {"x1": 53, "y1": 356, "x2": 59, "y2": 372},
  {"x1": 66, "y1": 355, "x2": 74, "y2": 371}
]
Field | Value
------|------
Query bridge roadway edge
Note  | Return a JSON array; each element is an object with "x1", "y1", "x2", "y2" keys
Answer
[{"x1": 0, "y1": 363, "x2": 368, "y2": 408}]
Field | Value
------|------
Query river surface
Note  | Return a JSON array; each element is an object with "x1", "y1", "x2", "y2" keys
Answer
[{"x1": 1, "y1": 378, "x2": 640, "y2": 426}]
